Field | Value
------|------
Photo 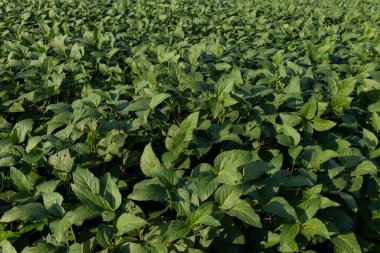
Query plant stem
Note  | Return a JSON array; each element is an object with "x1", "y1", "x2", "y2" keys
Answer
[{"x1": 69, "y1": 225, "x2": 77, "y2": 243}]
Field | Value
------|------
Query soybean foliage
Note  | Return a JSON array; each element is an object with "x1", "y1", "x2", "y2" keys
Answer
[{"x1": 0, "y1": 0, "x2": 380, "y2": 252}]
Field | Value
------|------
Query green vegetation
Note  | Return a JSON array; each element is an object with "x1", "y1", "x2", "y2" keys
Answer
[{"x1": 0, "y1": 0, "x2": 380, "y2": 252}]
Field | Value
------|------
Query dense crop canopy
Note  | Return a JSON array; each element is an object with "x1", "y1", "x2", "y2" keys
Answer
[{"x1": 0, "y1": 0, "x2": 380, "y2": 252}]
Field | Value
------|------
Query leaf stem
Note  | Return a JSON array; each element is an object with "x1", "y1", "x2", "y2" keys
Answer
[
  {"x1": 69, "y1": 225, "x2": 77, "y2": 243},
  {"x1": 274, "y1": 224, "x2": 283, "y2": 232}
]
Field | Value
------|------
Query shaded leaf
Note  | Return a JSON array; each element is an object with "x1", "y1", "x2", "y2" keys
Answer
[
  {"x1": 264, "y1": 197, "x2": 298, "y2": 220},
  {"x1": 227, "y1": 199, "x2": 262, "y2": 228}
]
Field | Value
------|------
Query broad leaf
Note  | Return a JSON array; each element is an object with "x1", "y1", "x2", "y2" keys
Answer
[
  {"x1": 128, "y1": 179, "x2": 167, "y2": 202},
  {"x1": 117, "y1": 213, "x2": 148, "y2": 235},
  {"x1": 214, "y1": 184, "x2": 243, "y2": 210},
  {"x1": 331, "y1": 233, "x2": 361, "y2": 253},
  {"x1": 10, "y1": 119, "x2": 34, "y2": 143},
  {"x1": 280, "y1": 223, "x2": 300, "y2": 245},
  {"x1": 300, "y1": 96, "x2": 317, "y2": 120},
  {"x1": 214, "y1": 150, "x2": 254, "y2": 185},
  {"x1": 96, "y1": 224, "x2": 115, "y2": 248},
  {"x1": 49, "y1": 149, "x2": 74, "y2": 173},
  {"x1": 312, "y1": 117, "x2": 336, "y2": 131},
  {"x1": 351, "y1": 160, "x2": 377, "y2": 177},
  {"x1": 372, "y1": 112, "x2": 380, "y2": 133},
  {"x1": 163, "y1": 220, "x2": 190, "y2": 242},
  {"x1": 264, "y1": 197, "x2": 298, "y2": 220},
  {"x1": 296, "y1": 197, "x2": 321, "y2": 223},
  {"x1": 10, "y1": 167, "x2": 31, "y2": 192},
  {"x1": 1, "y1": 203, "x2": 49, "y2": 222},
  {"x1": 71, "y1": 168, "x2": 112, "y2": 212},
  {"x1": 186, "y1": 203, "x2": 220, "y2": 227},
  {"x1": 100, "y1": 173, "x2": 122, "y2": 210},
  {"x1": 242, "y1": 161, "x2": 273, "y2": 180},
  {"x1": 140, "y1": 144, "x2": 179, "y2": 186},
  {"x1": 149, "y1": 93, "x2": 171, "y2": 110},
  {"x1": 42, "y1": 192, "x2": 65, "y2": 217},
  {"x1": 301, "y1": 218, "x2": 330, "y2": 239},
  {"x1": 226, "y1": 199, "x2": 262, "y2": 228}
]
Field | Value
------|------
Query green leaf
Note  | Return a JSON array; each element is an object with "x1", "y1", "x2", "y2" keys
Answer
[
  {"x1": 10, "y1": 119, "x2": 34, "y2": 143},
  {"x1": 149, "y1": 93, "x2": 171, "y2": 110},
  {"x1": 301, "y1": 218, "x2": 330, "y2": 239},
  {"x1": 128, "y1": 179, "x2": 167, "y2": 202},
  {"x1": 276, "y1": 125, "x2": 301, "y2": 147},
  {"x1": 1, "y1": 203, "x2": 49, "y2": 222},
  {"x1": 311, "y1": 149, "x2": 338, "y2": 169},
  {"x1": 278, "y1": 238, "x2": 299, "y2": 252},
  {"x1": 36, "y1": 180, "x2": 60, "y2": 193},
  {"x1": 72, "y1": 238, "x2": 97, "y2": 253},
  {"x1": 49, "y1": 149, "x2": 74, "y2": 172},
  {"x1": 288, "y1": 146, "x2": 303, "y2": 162},
  {"x1": 117, "y1": 242, "x2": 145, "y2": 253},
  {"x1": 10, "y1": 167, "x2": 31, "y2": 192},
  {"x1": 216, "y1": 66, "x2": 243, "y2": 97},
  {"x1": 284, "y1": 76, "x2": 301, "y2": 95},
  {"x1": 72, "y1": 167, "x2": 98, "y2": 192},
  {"x1": 71, "y1": 184, "x2": 111, "y2": 212},
  {"x1": 26, "y1": 136, "x2": 43, "y2": 153},
  {"x1": 0, "y1": 240, "x2": 17, "y2": 253},
  {"x1": 368, "y1": 101, "x2": 380, "y2": 112},
  {"x1": 337, "y1": 77, "x2": 356, "y2": 96},
  {"x1": 140, "y1": 143, "x2": 161, "y2": 177},
  {"x1": 174, "y1": 23, "x2": 185, "y2": 39},
  {"x1": 42, "y1": 192, "x2": 65, "y2": 217},
  {"x1": 361, "y1": 128, "x2": 378, "y2": 150},
  {"x1": 117, "y1": 213, "x2": 148, "y2": 235},
  {"x1": 186, "y1": 203, "x2": 220, "y2": 227},
  {"x1": 70, "y1": 43, "x2": 84, "y2": 60},
  {"x1": 276, "y1": 134, "x2": 295, "y2": 147},
  {"x1": 49, "y1": 217, "x2": 71, "y2": 242},
  {"x1": 209, "y1": 98, "x2": 223, "y2": 119},
  {"x1": 312, "y1": 117, "x2": 336, "y2": 131},
  {"x1": 214, "y1": 63, "x2": 231, "y2": 71},
  {"x1": 196, "y1": 175, "x2": 219, "y2": 202},
  {"x1": 71, "y1": 168, "x2": 112, "y2": 212},
  {"x1": 96, "y1": 132, "x2": 127, "y2": 160},
  {"x1": 242, "y1": 161, "x2": 273, "y2": 180},
  {"x1": 300, "y1": 96, "x2": 317, "y2": 120},
  {"x1": 0, "y1": 156, "x2": 16, "y2": 168},
  {"x1": 322, "y1": 208, "x2": 353, "y2": 233},
  {"x1": 179, "y1": 112, "x2": 200, "y2": 139},
  {"x1": 351, "y1": 160, "x2": 377, "y2": 177},
  {"x1": 172, "y1": 189, "x2": 191, "y2": 216},
  {"x1": 50, "y1": 205, "x2": 98, "y2": 242},
  {"x1": 262, "y1": 231, "x2": 281, "y2": 249},
  {"x1": 21, "y1": 242, "x2": 66, "y2": 253},
  {"x1": 283, "y1": 125, "x2": 301, "y2": 146},
  {"x1": 214, "y1": 184, "x2": 243, "y2": 210},
  {"x1": 331, "y1": 233, "x2": 361, "y2": 253},
  {"x1": 226, "y1": 199, "x2": 262, "y2": 228},
  {"x1": 320, "y1": 197, "x2": 340, "y2": 208},
  {"x1": 214, "y1": 150, "x2": 253, "y2": 185},
  {"x1": 165, "y1": 112, "x2": 199, "y2": 158},
  {"x1": 296, "y1": 197, "x2": 321, "y2": 223},
  {"x1": 372, "y1": 112, "x2": 380, "y2": 133},
  {"x1": 280, "y1": 223, "x2": 300, "y2": 245},
  {"x1": 264, "y1": 196, "x2": 298, "y2": 220},
  {"x1": 332, "y1": 191, "x2": 358, "y2": 213},
  {"x1": 96, "y1": 224, "x2": 115, "y2": 248},
  {"x1": 100, "y1": 173, "x2": 122, "y2": 210},
  {"x1": 163, "y1": 220, "x2": 190, "y2": 242}
]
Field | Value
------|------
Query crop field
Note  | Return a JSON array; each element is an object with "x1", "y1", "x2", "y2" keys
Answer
[{"x1": 0, "y1": 0, "x2": 380, "y2": 252}]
